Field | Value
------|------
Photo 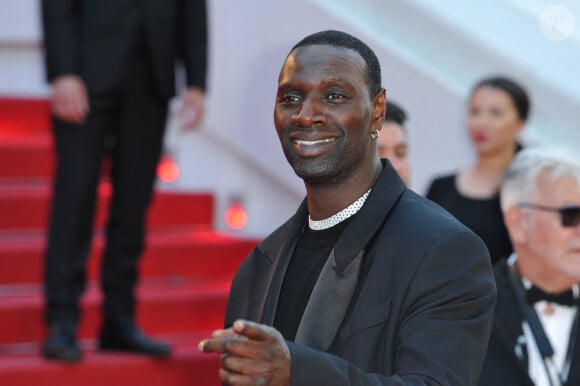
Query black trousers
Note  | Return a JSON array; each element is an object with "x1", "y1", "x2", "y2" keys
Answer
[{"x1": 43, "y1": 44, "x2": 168, "y2": 330}]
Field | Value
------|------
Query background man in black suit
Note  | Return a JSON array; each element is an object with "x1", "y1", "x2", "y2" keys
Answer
[
  {"x1": 41, "y1": 0, "x2": 207, "y2": 361},
  {"x1": 479, "y1": 147, "x2": 580, "y2": 386},
  {"x1": 199, "y1": 30, "x2": 496, "y2": 385}
]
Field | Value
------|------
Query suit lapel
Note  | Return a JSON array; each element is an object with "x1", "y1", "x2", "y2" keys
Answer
[
  {"x1": 495, "y1": 263, "x2": 580, "y2": 386},
  {"x1": 493, "y1": 262, "x2": 534, "y2": 384},
  {"x1": 260, "y1": 200, "x2": 308, "y2": 326},
  {"x1": 332, "y1": 160, "x2": 404, "y2": 273},
  {"x1": 294, "y1": 249, "x2": 364, "y2": 350},
  {"x1": 564, "y1": 305, "x2": 580, "y2": 385},
  {"x1": 295, "y1": 161, "x2": 405, "y2": 351}
]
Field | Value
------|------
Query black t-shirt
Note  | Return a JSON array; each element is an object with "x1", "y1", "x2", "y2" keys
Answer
[
  {"x1": 426, "y1": 174, "x2": 512, "y2": 264},
  {"x1": 273, "y1": 218, "x2": 351, "y2": 341}
]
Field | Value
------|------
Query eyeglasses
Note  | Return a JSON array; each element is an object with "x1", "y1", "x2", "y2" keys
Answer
[{"x1": 518, "y1": 203, "x2": 580, "y2": 228}]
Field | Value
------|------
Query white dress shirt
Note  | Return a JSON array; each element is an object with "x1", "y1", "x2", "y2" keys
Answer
[{"x1": 521, "y1": 277, "x2": 579, "y2": 386}]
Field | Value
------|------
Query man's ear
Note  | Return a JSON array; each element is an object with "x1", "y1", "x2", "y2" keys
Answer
[
  {"x1": 372, "y1": 89, "x2": 386, "y2": 130},
  {"x1": 504, "y1": 206, "x2": 527, "y2": 244},
  {"x1": 514, "y1": 117, "x2": 526, "y2": 137}
]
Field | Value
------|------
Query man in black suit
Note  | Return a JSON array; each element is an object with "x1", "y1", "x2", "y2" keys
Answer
[
  {"x1": 479, "y1": 147, "x2": 580, "y2": 386},
  {"x1": 41, "y1": 0, "x2": 207, "y2": 361},
  {"x1": 199, "y1": 30, "x2": 496, "y2": 385}
]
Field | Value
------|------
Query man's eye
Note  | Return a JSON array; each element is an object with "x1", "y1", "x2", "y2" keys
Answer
[
  {"x1": 325, "y1": 93, "x2": 346, "y2": 102},
  {"x1": 281, "y1": 94, "x2": 301, "y2": 103},
  {"x1": 395, "y1": 149, "x2": 407, "y2": 159},
  {"x1": 395, "y1": 151, "x2": 407, "y2": 159}
]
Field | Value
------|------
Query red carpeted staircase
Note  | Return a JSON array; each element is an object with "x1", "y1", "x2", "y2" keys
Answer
[{"x1": 0, "y1": 98, "x2": 259, "y2": 385}]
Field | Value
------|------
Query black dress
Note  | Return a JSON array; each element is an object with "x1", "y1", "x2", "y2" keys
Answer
[{"x1": 426, "y1": 174, "x2": 512, "y2": 265}]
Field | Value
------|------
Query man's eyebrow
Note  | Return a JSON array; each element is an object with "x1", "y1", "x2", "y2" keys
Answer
[
  {"x1": 276, "y1": 84, "x2": 299, "y2": 95},
  {"x1": 327, "y1": 75, "x2": 350, "y2": 82}
]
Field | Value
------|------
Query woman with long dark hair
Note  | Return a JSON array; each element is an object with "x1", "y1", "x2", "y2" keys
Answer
[{"x1": 426, "y1": 76, "x2": 530, "y2": 264}]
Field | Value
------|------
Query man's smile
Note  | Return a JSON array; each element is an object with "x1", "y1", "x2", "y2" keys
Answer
[
  {"x1": 288, "y1": 133, "x2": 339, "y2": 158},
  {"x1": 294, "y1": 137, "x2": 336, "y2": 146}
]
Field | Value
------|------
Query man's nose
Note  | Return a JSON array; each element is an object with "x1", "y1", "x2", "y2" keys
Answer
[{"x1": 293, "y1": 98, "x2": 325, "y2": 127}]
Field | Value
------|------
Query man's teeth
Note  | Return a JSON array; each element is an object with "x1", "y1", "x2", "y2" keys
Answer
[{"x1": 295, "y1": 138, "x2": 335, "y2": 145}]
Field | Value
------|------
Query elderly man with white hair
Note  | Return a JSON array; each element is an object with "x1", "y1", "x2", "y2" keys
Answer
[{"x1": 479, "y1": 147, "x2": 580, "y2": 386}]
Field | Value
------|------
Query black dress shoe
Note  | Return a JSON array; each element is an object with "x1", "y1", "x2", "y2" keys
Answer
[
  {"x1": 42, "y1": 324, "x2": 81, "y2": 362},
  {"x1": 99, "y1": 326, "x2": 171, "y2": 358}
]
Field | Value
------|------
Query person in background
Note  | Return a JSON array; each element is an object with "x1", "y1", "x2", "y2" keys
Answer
[
  {"x1": 479, "y1": 147, "x2": 580, "y2": 386},
  {"x1": 426, "y1": 76, "x2": 530, "y2": 264},
  {"x1": 377, "y1": 101, "x2": 410, "y2": 185},
  {"x1": 199, "y1": 29, "x2": 496, "y2": 386},
  {"x1": 41, "y1": 0, "x2": 207, "y2": 362}
]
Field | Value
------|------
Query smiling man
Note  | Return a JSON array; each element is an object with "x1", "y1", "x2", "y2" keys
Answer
[
  {"x1": 479, "y1": 147, "x2": 580, "y2": 386},
  {"x1": 199, "y1": 30, "x2": 496, "y2": 385}
]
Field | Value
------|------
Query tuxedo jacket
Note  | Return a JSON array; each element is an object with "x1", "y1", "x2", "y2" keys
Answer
[
  {"x1": 42, "y1": 0, "x2": 207, "y2": 98},
  {"x1": 225, "y1": 162, "x2": 497, "y2": 385},
  {"x1": 478, "y1": 261, "x2": 580, "y2": 386}
]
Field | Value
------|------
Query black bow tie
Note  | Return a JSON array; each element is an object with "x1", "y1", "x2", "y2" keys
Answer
[{"x1": 526, "y1": 285, "x2": 577, "y2": 307}]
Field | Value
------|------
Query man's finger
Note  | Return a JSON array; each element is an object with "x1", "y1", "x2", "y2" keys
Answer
[
  {"x1": 232, "y1": 319, "x2": 280, "y2": 342},
  {"x1": 211, "y1": 327, "x2": 238, "y2": 338},
  {"x1": 221, "y1": 353, "x2": 271, "y2": 375},
  {"x1": 218, "y1": 368, "x2": 268, "y2": 386},
  {"x1": 199, "y1": 335, "x2": 251, "y2": 355}
]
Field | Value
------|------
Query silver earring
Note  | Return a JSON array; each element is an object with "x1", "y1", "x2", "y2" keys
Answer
[{"x1": 370, "y1": 131, "x2": 379, "y2": 140}]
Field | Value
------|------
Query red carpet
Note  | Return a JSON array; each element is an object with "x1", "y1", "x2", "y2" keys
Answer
[{"x1": 0, "y1": 98, "x2": 258, "y2": 385}]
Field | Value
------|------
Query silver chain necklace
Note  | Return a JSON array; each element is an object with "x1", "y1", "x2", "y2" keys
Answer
[{"x1": 308, "y1": 189, "x2": 371, "y2": 230}]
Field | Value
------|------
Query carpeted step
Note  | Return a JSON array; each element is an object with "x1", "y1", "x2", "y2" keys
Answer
[
  {"x1": 0, "y1": 332, "x2": 222, "y2": 386},
  {"x1": 0, "y1": 277, "x2": 232, "y2": 345},
  {"x1": 0, "y1": 180, "x2": 214, "y2": 230},
  {"x1": 0, "y1": 98, "x2": 51, "y2": 134},
  {"x1": 0, "y1": 226, "x2": 256, "y2": 285},
  {"x1": 0, "y1": 133, "x2": 54, "y2": 180},
  {"x1": 0, "y1": 98, "x2": 53, "y2": 180},
  {"x1": 0, "y1": 97, "x2": 245, "y2": 386}
]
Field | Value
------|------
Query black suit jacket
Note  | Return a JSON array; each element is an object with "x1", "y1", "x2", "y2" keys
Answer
[
  {"x1": 225, "y1": 162, "x2": 497, "y2": 385},
  {"x1": 42, "y1": 0, "x2": 207, "y2": 98},
  {"x1": 479, "y1": 261, "x2": 580, "y2": 386}
]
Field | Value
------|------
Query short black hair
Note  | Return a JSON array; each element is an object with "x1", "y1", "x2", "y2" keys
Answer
[
  {"x1": 290, "y1": 30, "x2": 382, "y2": 98},
  {"x1": 472, "y1": 76, "x2": 530, "y2": 121},
  {"x1": 384, "y1": 101, "x2": 407, "y2": 126}
]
